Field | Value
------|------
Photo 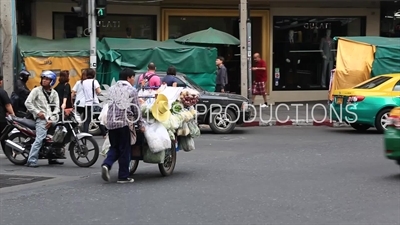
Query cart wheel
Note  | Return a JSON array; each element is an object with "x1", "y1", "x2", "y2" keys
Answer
[
  {"x1": 129, "y1": 160, "x2": 139, "y2": 176},
  {"x1": 158, "y1": 143, "x2": 177, "y2": 176}
]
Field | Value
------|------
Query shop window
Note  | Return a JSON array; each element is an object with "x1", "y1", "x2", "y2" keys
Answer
[
  {"x1": 272, "y1": 16, "x2": 366, "y2": 91},
  {"x1": 168, "y1": 16, "x2": 262, "y2": 94},
  {"x1": 16, "y1": 0, "x2": 32, "y2": 35},
  {"x1": 98, "y1": 14, "x2": 156, "y2": 39},
  {"x1": 53, "y1": 13, "x2": 156, "y2": 40},
  {"x1": 168, "y1": 16, "x2": 239, "y2": 39},
  {"x1": 380, "y1": 1, "x2": 400, "y2": 37}
]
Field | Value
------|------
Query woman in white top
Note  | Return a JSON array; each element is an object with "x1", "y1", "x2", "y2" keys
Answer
[
  {"x1": 80, "y1": 69, "x2": 106, "y2": 137},
  {"x1": 71, "y1": 69, "x2": 87, "y2": 115}
]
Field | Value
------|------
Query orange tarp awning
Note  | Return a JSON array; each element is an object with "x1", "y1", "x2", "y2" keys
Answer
[{"x1": 329, "y1": 38, "x2": 375, "y2": 100}]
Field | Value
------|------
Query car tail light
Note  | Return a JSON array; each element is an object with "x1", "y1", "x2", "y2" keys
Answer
[
  {"x1": 347, "y1": 96, "x2": 365, "y2": 103},
  {"x1": 388, "y1": 115, "x2": 400, "y2": 128},
  {"x1": 388, "y1": 108, "x2": 400, "y2": 128},
  {"x1": 386, "y1": 150, "x2": 393, "y2": 154}
]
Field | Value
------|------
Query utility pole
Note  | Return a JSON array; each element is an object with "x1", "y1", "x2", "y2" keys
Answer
[
  {"x1": 239, "y1": 0, "x2": 251, "y2": 100},
  {"x1": 246, "y1": 12, "x2": 252, "y2": 102},
  {"x1": 0, "y1": 0, "x2": 17, "y2": 95},
  {"x1": 89, "y1": 0, "x2": 97, "y2": 69}
]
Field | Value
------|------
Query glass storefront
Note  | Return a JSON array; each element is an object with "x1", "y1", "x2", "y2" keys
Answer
[
  {"x1": 272, "y1": 16, "x2": 366, "y2": 91},
  {"x1": 169, "y1": 16, "x2": 239, "y2": 39},
  {"x1": 53, "y1": 13, "x2": 157, "y2": 40},
  {"x1": 380, "y1": 1, "x2": 400, "y2": 37},
  {"x1": 168, "y1": 16, "x2": 263, "y2": 94}
]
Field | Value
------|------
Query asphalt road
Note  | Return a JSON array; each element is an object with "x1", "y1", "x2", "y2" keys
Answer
[{"x1": 0, "y1": 127, "x2": 399, "y2": 225}]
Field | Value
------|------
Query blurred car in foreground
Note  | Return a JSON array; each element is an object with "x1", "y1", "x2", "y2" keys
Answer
[
  {"x1": 384, "y1": 107, "x2": 400, "y2": 168},
  {"x1": 331, "y1": 74, "x2": 400, "y2": 133}
]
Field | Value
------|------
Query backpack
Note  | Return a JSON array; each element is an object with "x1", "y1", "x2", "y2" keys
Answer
[
  {"x1": 139, "y1": 73, "x2": 156, "y2": 89},
  {"x1": 10, "y1": 91, "x2": 33, "y2": 119},
  {"x1": 10, "y1": 92, "x2": 20, "y2": 111}
]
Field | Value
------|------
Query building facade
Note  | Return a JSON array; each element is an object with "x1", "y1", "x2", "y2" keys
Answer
[
  {"x1": 380, "y1": 0, "x2": 400, "y2": 37},
  {"x1": 20, "y1": 0, "x2": 383, "y2": 102}
]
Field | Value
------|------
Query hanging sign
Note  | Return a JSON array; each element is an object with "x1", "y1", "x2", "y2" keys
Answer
[
  {"x1": 304, "y1": 23, "x2": 331, "y2": 29},
  {"x1": 97, "y1": 21, "x2": 121, "y2": 28},
  {"x1": 274, "y1": 68, "x2": 280, "y2": 86}
]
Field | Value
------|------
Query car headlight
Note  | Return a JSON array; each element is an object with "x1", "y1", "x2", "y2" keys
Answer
[{"x1": 241, "y1": 102, "x2": 249, "y2": 111}]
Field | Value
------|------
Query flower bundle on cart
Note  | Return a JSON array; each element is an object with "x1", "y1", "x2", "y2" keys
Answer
[{"x1": 138, "y1": 85, "x2": 201, "y2": 153}]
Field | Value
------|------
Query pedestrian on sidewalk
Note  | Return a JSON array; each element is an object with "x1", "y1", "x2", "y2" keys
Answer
[
  {"x1": 81, "y1": 68, "x2": 107, "y2": 138},
  {"x1": 0, "y1": 75, "x2": 15, "y2": 153},
  {"x1": 24, "y1": 71, "x2": 63, "y2": 167},
  {"x1": 101, "y1": 68, "x2": 145, "y2": 184},
  {"x1": 251, "y1": 53, "x2": 268, "y2": 108},
  {"x1": 71, "y1": 69, "x2": 87, "y2": 117},
  {"x1": 54, "y1": 70, "x2": 72, "y2": 110},
  {"x1": 215, "y1": 56, "x2": 228, "y2": 93}
]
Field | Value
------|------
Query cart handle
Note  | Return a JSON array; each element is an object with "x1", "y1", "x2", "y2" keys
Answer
[
  {"x1": 139, "y1": 86, "x2": 160, "y2": 90},
  {"x1": 138, "y1": 95, "x2": 157, "y2": 99}
]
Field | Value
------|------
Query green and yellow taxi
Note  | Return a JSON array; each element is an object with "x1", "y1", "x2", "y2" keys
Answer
[
  {"x1": 384, "y1": 107, "x2": 400, "y2": 167},
  {"x1": 331, "y1": 74, "x2": 400, "y2": 133}
]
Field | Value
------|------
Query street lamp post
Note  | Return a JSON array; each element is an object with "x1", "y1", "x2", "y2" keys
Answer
[
  {"x1": 89, "y1": 0, "x2": 97, "y2": 69},
  {"x1": 239, "y1": 0, "x2": 252, "y2": 100},
  {"x1": 246, "y1": 16, "x2": 252, "y2": 102}
]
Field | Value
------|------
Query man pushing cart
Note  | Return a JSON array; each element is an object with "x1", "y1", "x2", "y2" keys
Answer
[{"x1": 100, "y1": 80, "x2": 201, "y2": 182}]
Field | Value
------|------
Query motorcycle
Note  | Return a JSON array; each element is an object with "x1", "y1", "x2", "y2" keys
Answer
[{"x1": 0, "y1": 112, "x2": 99, "y2": 167}]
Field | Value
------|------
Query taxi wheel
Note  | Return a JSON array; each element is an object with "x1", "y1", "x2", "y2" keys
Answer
[
  {"x1": 350, "y1": 123, "x2": 370, "y2": 131},
  {"x1": 375, "y1": 108, "x2": 392, "y2": 133}
]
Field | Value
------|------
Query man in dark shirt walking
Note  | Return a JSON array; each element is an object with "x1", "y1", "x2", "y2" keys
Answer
[
  {"x1": 0, "y1": 75, "x2": 15, "y2": 152},
  {"x1": 215, "y1": 56, "x2": 228, "y2": 92},
  {"x1": 101, "y1": 68, "x2": 145, "y2": 184}
]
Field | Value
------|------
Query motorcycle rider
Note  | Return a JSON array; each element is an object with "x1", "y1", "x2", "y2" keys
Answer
[
  {"x1": 0, "y1": 75, "x2": 15, "y2": 152},
  {"x1": 24, "y1": 71, "x2": 62, "y2": 167},
  {"x1": 11, "y1": 70, "x2": 31, "y2": 115}
]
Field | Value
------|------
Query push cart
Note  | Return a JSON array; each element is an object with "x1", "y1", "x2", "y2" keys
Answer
[{"x1": 129, "y1": 93, "x2": 178, "y2": 176}]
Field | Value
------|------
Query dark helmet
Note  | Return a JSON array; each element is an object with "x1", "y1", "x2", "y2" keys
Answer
[{"x1": 19, "y1": 70, "x2": 30, "y2": 82}]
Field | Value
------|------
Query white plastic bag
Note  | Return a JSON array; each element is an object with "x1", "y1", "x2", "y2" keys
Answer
[
  {"x1": 187, "y1": 120, "x2": 200, "y2": 138},
  {"x1": 179, "y1": 136, "x2": 195, "y2": 152},
  {"x1": 101, "y1": 135, "x2": 111, "y2": 157},
  {"x1": 144, "y1": 122, "x2": 171, "y2": 153},
  {"x1": 98, "y1": 103, "x2": 108, "y2": 126},
  {"x1": 177, "y1": 122, "x2": 190, "y2": 136},
  {"x1": 159, "y1": 87, "x2": 184, "y2": 108}
]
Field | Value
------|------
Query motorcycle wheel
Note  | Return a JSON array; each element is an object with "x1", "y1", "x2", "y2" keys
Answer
[
  {"x1": 158, "y1": 142, "x2": 177, "y2": 176},
  {"x1": 3, "y1": 132, "x2": 30, "y2": 165},
  {"x1": 69, "y1": 136, "x2": 99, "y2": 167}
]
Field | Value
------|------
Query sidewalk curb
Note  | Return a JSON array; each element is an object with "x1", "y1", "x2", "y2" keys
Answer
[{"x1": 242, "y1": 119, "x2": 350, "y2": 128}]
